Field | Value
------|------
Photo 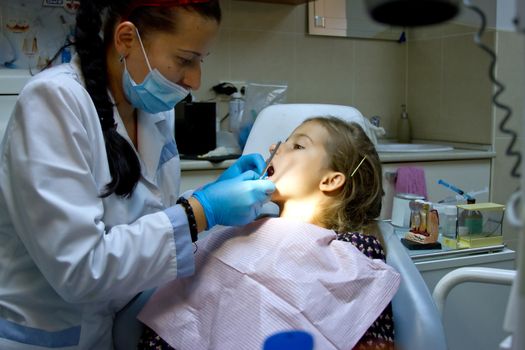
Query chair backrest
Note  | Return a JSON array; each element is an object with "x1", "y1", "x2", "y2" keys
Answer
[
  {"x1": 380, "y1": 221, "x2": 448, "y2": 350},
  {"x1": 242, "y1": 103, "x2": 377, "y2": 158}
]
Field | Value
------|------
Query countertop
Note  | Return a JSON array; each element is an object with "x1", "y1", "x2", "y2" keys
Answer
[
  {"x1": 181, "y1": 146, "x2": 495, "y2": 171},
  {"x1": 379, "y1": 220, "x2": 514, "y2": 265},
  {"x1": 378, "y1": 147, "x2": 496, "y2": 163},
  {"x1": 181, "y1": 159, "x2": 236, "y2": 171}
]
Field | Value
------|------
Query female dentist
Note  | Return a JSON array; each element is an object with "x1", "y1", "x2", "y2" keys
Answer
[{"x1": 0, "y1": 0, "x2": 275, "y2": 349}]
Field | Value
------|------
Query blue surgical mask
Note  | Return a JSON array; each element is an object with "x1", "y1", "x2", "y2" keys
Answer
[{"x1": 121, "y1": 29, "x2": 189, "y2": 114}]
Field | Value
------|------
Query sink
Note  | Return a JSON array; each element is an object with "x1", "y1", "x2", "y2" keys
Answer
[{"x1": 376, "y1": 143, "x2": 454, "y2": 153}]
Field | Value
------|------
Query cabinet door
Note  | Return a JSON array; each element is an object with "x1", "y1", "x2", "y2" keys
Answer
[
  {"x1": 308, "y1": 0, "x2": 347, "y2": 37},
  {"x1": 416, "y1": 252, "x2": 515, "y2": 350},
  {"x1": 308, "y1": 0, "x2": 401, "y2": 40},
  {"x1": 380, "y1": 159, "x2": 491, "y2": 219},
  {"x1": 0, "y1": 95, "x2": 17, "y2": 140}
]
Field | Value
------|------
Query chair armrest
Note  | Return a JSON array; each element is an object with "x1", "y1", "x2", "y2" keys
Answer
[{"x1": 432, "y1": 267, "x2": 516, "y2": 316}]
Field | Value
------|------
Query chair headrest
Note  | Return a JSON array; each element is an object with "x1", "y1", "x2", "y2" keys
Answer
[{"x1": 242, "y1": 103, "x2": 379, "y2": 157}]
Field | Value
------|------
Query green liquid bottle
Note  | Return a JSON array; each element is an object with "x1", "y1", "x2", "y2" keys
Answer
[{"x1": 463, "y1": 198, "x2": 483, "y2": 234}]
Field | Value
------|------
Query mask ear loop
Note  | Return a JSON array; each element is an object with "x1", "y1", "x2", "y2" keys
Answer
[{"x1": 133, "y1": 27, "x2": 153, "y2": 72}]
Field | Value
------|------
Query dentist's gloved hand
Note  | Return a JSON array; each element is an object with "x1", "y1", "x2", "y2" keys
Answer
[
  {"x1": 193, "y1": 170, "x2": 276, "y2": 228},
  {"x1": 216, "y1": 154, "x2": 267, "y2": 182}
]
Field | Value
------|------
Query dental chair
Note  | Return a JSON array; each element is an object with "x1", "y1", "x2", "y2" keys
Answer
[
  {"x1": 243, "y1": 103, "x2": 448, "y2": 350},
  {"x1": 114, "y1": 103, "x2": 448, "y2": 349}
]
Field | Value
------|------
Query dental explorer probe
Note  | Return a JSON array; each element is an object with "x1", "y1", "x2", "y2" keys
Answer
[{"x1": 259, "y1": 141, "x2": 281, "y2": 179}]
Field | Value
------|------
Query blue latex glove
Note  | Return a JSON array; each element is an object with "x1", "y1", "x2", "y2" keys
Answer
[
  {"x1": 193, "y1": 170, "x2": 276, "y2": 228},
  {"x1": 216, "y1": 153, "x2": 267, "y2": 182}
]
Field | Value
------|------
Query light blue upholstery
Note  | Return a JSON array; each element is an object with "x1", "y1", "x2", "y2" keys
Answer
[
  {"x1": 242, "y1": 103, "x2": 378, "y2": 158},
  {"x1": 380, "y1": 221, "x2": 448, "y2": 350}
]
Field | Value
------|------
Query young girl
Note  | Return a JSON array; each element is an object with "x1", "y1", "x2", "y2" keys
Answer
[{"x1": 137, "y1": 116, "x2": 395, "y2": 349}]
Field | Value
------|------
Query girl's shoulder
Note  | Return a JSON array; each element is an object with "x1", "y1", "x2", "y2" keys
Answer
[{"x1": 336, "y1": 231, "x2": 386, "y2": 261}]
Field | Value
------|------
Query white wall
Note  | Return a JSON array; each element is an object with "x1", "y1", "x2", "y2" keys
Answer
[
  {"x1": 497, "y1": 0, "x2": 518, "y2": 31},
  {"x1": 453, "y1": 0, "x2": 497, "y2": 27}
]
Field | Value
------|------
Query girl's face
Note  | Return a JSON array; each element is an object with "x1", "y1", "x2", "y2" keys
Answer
[
  {"x1": 122, "y1": 9, "x2": 219, "y2": 91},
  {"x1": 267, "y1": 121, "x2": 333, "y2": 203}
]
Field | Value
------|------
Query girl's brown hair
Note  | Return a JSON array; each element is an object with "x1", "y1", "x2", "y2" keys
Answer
[{"x1": 307, "y1": 117, "x2": 384, "y2": 235}]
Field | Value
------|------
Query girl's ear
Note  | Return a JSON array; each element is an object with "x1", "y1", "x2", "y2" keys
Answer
[
  {"x1": 114, "y1": 21, "x2": 138, "y2": 57},
  {"x1": 320, "y1": 171, "x2": 346, "y2": 193}
]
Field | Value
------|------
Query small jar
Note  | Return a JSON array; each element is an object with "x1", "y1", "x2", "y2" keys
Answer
[
  {"x1": 459, "y1": 198, "x2": 483, "y2": 234},
  {"x1": 442, "y1": 205, "x2": 457, "y2": 238}
]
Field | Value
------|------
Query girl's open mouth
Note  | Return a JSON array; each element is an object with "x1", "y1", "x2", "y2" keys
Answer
[{"x1": 267, "y1": 165, "x2": 275, "y2": 177}]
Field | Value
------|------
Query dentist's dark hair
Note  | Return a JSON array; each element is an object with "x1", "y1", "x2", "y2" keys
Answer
[{"x1": 75, "y1": 0, "x2": 221, "y2": 198}]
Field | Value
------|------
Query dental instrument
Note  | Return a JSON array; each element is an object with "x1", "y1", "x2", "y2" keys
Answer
[
  {"x1": 259, "y1": 141, "x2": 281, "y2": 179},
  {"x1": 437, "y1": 179, "x2": 473, "y2": 200}
]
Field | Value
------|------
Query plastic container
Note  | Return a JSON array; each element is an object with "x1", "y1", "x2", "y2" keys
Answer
[
  {"x1": 397, "y1": 104, "x2": 411, "y2": 143},
  {"x1": 442, "y1": 205, "x2": 457, "y2": 238},
  {"x1": 456, "y1": 202, "x2": 505, "y2": 248},
  {"x1": 228, "y1": 92, "x2": 244, "y2": 136},
  {"x1": 458, "y1": 198, "x2": 482, "y2": 234}
]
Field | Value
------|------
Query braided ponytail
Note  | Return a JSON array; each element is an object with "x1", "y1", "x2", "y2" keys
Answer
[
  {"x1": 75, "y1": 1, "x2": 141, "y2": 198},
  {"x1": 75, "y1": 1, "x2": 220, "y2": 198}
]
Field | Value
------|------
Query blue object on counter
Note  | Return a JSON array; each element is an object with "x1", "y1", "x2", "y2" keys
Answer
[
  {"x1": 263, "y1": 330, "x2": 314, "y2": 350},
  {"x1": 437, "y1": 179, "x2": 473, "y2": 200}
]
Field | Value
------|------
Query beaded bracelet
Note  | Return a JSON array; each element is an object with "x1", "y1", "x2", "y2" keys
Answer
[{"x1": 177, "y1": 197, "x2": 198, "y2": 243}]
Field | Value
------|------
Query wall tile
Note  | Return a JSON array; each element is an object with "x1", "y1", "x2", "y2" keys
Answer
[
  {"x1": 408, "y1": 23, "x2": 479, "y2": 42},
  {"x1": 408, "y1": 23, "x2": 446, "y2": 41},
  {"x1": 407, "y1": 39, "x2": 443, "y2": 140},
  {"x1": 229, "y1": 29, "x2": 295, "y2": 85},
  {"x1": 293, "y1": 34, "x2": 354, "y2": 105},
  {"x1": 492, "y1": 137, "x2": 522, "y2": 248},
  {"x1": 441, "y1": 32, "x2": 493, "y2": 144},
  {"x1": 352, "y1": 40, "x2": 406, "y2": 137},
  {"x1": 195, "y1": 29, "x2": 231, "y2": 101},
  {"x1": 228, "y1": 0, "x2": 300, "y2": 33},
  {"x1": 494, "y1": 31, "x2": 525, "y2": 136}
]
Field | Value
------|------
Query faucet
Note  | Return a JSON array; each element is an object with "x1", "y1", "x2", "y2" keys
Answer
[{"x1": 369, "y1": 116, "x2": 381, "y2": 127}]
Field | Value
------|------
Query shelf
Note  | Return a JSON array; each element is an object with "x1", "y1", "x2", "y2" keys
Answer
[{"x1": 0, "y1": 69, "x2": 32, "y2": 94}]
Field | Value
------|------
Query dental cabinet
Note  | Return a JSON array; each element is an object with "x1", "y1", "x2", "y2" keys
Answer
[{"x1": 380, "y1": 222, "x2": 515, "y2": 350}]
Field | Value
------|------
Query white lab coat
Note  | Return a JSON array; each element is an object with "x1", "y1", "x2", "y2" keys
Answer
[{"x1": 0, "y1": 57, "x2": 196, "y2": 349}]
